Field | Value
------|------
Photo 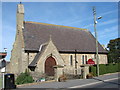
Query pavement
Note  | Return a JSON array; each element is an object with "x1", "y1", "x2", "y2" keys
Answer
[
  {"x1": 75, "y1": 78, "x2": 120, "y2": 88},
  {"x1": 17, "y1": 72, "x2": 120, "y2": 88}
]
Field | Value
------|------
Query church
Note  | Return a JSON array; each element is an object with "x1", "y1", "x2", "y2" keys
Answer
[{"x1": 6, "y1": 3, "x2": 108, "y2": 79}]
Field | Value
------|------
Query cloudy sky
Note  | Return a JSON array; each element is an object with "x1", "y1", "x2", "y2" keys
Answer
[{"x1": 1, "y1": 2, "x2": 118, "y2": 61}]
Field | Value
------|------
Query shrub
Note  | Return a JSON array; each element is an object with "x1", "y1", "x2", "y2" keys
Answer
[
  {"x1": 90, "y1": 63, "x2": 120, "y2": 76},
  {"x1": 16, "y1": 70, "x2": 34, "y2": 85},
  {"x1": 99, "y1": 64, "x2": 107, "y2": 75},
  {"x1": 86, "y1": 72, "x2": 93, "y2": 79},
  {"x1": 118, "y1": 63, "x2": 120, "y2": 72},
  {"x1": 58, "y1": 75, "x2": 67, "y2": 82},
  {"x1": 89, "y1": 65, "x2": 97, "y2": 76}
]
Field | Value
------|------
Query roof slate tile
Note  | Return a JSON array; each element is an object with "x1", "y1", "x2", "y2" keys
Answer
[{"x1": 23, "y1": 21, "x2": 107, "y2": 54}]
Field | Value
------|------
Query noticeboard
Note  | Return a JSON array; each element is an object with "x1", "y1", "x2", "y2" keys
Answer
[{"x1": 87, "y1": 59, "x2": 95, "y2": 65}]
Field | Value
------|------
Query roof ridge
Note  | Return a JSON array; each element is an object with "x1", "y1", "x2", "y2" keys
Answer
[{"x1": 25, "y1": 21, "x2": 88, "y2": 31}]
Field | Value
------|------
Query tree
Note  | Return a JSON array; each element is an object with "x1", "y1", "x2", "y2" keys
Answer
[{"x1": 107, "y1": 38, "x2": 120, "y2": 63}]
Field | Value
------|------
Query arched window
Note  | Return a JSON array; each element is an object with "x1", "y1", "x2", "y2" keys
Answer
[
  {"x1": 94, "y1": 54, "x2": 96, "y2": 59},
  {"x1": 82, "y1": 55, "x2": 84, "y2": 64},
  {"x1": 85, "y1": 55, "x2": 87, "y2": 64},
  {"x1": 70, "y1": 55, "x2": 73, "y2": 66}
]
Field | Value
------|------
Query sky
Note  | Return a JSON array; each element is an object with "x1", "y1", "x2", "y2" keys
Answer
[{"x1": 1, "y1": 2, "x2": 118, "y2": 61}]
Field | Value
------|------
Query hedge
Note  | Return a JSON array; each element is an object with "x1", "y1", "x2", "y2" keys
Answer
[
  {"x1": 89, "y1": 63, "x2": 120, "y2": 76},
  {"x1": 89, "y1": 65, "x2": 97, "y2": 76}
]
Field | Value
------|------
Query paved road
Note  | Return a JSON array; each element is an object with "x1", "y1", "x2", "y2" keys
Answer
[
  {"x1": 18, "y1": 73, "x2": 119, "y2": 89},
  {"x1": 70, "y1": 78, "x2": 120, "y2": 88},
  {"x1": 86, "y1": 79, "x2": 119, "y2": 88}
]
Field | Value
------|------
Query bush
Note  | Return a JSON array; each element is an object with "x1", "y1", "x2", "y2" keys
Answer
[
  {"x1": 90, "y1": 63, "x2": 120, "y2": 76},
  {"x1": 99, "y1": 64, "x2": 107, "y2": 75},
  {"x1": 16, "y1": 70, "x2": 34, "y2": 85},
  {"x1": 89, "y1": 65, "x2": 97, "y2": 76},
  {"x1": 86, "y1": 72, "x2": 93, "y2": 79},
  {"x1": 58, "y1": 75, "x2": 67, "y2": 82}
]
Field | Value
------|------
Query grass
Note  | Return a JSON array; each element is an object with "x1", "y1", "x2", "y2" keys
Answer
[{"x1": 0, "y1": 75, "x2": 3, "y2": 89}]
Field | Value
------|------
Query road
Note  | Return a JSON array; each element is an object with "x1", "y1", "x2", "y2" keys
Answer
[
  {"x1": 85, "y1": 78, "x2": 119, "y2": 88},
  {"x1": 18, "y1": 73, "x2": 119, "y2": 89},
  {"x1": 70, "y1": 78, "x2": 120, "y2": 88}
]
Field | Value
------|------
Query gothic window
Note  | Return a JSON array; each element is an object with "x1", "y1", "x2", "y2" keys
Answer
[
  {"x1": 82, "y1": 55, "x2": 84, "y2": 64},
  {"x1": 94, "y1": 54, "x2": 96, "y2": 59},
  {"x1": 85, "y1": 55, "x2": 87, "y2": 64},
  {"x1": 70, "y1": 55, "x2": 73, "y2": 66}
]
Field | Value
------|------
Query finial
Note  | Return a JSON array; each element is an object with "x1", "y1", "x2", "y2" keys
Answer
[{"x1": 20, "y1": 1, "x2": 22, "y2": 4}]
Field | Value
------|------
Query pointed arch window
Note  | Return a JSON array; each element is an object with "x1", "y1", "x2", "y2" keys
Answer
[
  {"x1": 70, "y1": 55, "x2": 73, "y2": 66},
  {"x1": 82, "y1": 55, "x2": 84, "y2": 64},
  {"x1": 85, "y1": 55, "x2": 87, "y2": 64}
]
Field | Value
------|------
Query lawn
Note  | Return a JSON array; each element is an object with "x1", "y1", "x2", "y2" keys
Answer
[{"x1": 0, "y1": 75, "x2": 3, "y2": 89}]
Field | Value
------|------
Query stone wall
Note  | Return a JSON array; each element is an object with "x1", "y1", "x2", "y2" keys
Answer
[
  {"x1": 36, "y1": 39, "x2": 64, "y2": 74},
  {"x1": 26, "y1": 39, "x2": 108, "y2": 76},
  {"x1": 60, "y1": 53, "x2": 108, "y2": 75},
  {"x1": 6, "y1": 4, "x2": 25, "y2": 75},
  {"x1": 27, "y1": 39, "x2": 108, "y2": 76},
  {"x1": 28, "y1": 53, "x2": 37, "y2": 65}
]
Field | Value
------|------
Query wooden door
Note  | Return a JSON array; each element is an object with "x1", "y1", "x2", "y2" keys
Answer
[{"x1": 45, "y1": 56, "x2": 56, "y2": 76}]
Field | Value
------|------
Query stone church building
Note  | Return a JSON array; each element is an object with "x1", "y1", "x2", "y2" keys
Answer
[{"x1": 6, "y1": 3, "x2": 108, "y2": 78}]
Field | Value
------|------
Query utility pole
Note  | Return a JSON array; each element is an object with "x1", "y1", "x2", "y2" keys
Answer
[{"x1": 93, "y1": 7, "x2": 99, "y2": 76}]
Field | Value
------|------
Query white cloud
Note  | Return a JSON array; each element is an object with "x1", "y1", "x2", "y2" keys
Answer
[
  {"x1": 82, "y1": 18, "x2": 117, "y2": 29},
  {"x1": 76, "y1": 9, "x2": 117, "y2": 29},
  {"x1": 98, "y1": 19, "x2": 117, "y2": 27},
  {"x1": 82, "y1": 23, "x2": 94, "y2": 28},
  {"x1": 98, "y1": 25, "x2": 118, "y2": 44},
  {"x1": 98, "y1": 25, "x2": 118, "y2": 45},
  {"x1": 99, "y1": 10, "x2": 117, "y2": 17},
  {"x1": 98, "y1": 25, "x2": 118, "y2": 37},
  {"x1": 50, "y1": 6, "x2": 118, "y2": 28},
  {"x1": 91, "y1": 25, "x2": 118, "y2": 47}
]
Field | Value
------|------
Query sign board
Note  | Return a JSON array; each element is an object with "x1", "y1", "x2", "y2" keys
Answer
[
  {"x1": 1, "y1": 67, "x2": 6, "y2": 73},
  {"x1": 87, "y1": 59, "x2": 95, "y2": 65},
  {"x1": 41, "y1": 78, "x2": 45, "y2": 82}
]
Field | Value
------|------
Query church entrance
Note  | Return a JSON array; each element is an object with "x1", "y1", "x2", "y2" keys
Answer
[{"x1": 45, "y1": 56, "x2": 56, "y2": 76}]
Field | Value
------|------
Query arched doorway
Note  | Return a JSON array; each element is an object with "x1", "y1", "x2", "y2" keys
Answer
[{"x1": 45, "y1": 56, "x2": 56, "y2": 76}]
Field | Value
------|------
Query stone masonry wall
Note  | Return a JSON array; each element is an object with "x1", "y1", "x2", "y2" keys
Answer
[
  {"x1": 60, "y1": 53, "x2": 108, "y2": 74},
  {"x1": 6, "y1": 4, "x2": 25, "y2": 76},
  {"x1": 36, "y1": 40, "x2": 64, "y2": 74}
]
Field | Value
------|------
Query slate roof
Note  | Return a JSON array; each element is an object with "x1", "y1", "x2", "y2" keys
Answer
[
  {"x1": 0, "y1": 52, "x2": 7, "y2": 59},
  {"x1": 23, "y1": 21, "x2": 108, "y2": 54},
  {"x1": 28, "y1": 43, "x2": 48, "y2": 67}
]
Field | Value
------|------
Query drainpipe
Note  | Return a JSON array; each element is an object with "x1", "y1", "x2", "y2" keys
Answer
[
  {"x1": 75, "y1": 49, "x2": 77, "y2": 75},
  {"x1": 39, "y1": 43, "x2": 48, "y2": 52},
  {"x1": 27, "y1": 52, "x2": 29, "y2": 72}
]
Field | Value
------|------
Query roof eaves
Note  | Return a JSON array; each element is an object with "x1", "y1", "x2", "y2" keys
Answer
[{"x1": 25, "y1": 21, "x2": 88, "y2": 31}]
